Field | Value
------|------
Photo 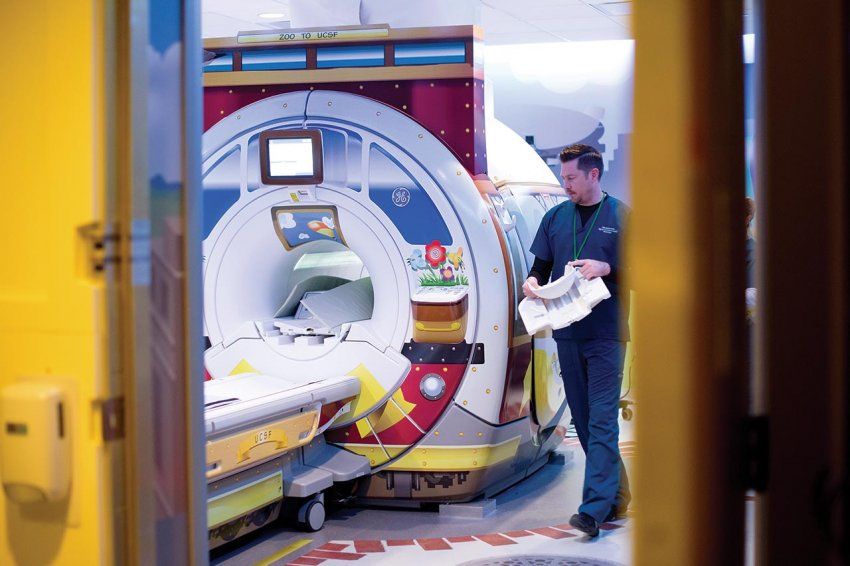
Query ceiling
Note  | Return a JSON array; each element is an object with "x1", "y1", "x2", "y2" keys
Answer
[{"x1": 201, "y1": 0, "x2": 634, "y2": 44}]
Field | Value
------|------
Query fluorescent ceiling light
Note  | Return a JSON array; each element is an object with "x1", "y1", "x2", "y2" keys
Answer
[{"x1": 258, "y1": 12, "x2": 287, "y2": 19}]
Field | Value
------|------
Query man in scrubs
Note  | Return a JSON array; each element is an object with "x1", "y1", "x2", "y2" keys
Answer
[{"x1": 523, "y1": 144, "x2": 630, "y2": 537}]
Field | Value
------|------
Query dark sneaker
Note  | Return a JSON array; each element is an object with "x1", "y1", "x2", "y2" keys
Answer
[{"x1": 569, "y1": 512, "x2": 599, "y2": 537}]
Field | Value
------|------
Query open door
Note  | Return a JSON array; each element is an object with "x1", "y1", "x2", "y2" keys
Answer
[
  {"x1": 0, "y1": 2, "x2": 124, "y2": 563},
  {"x1": 0, "y1": 1, "x2": 206, "y2": 564},
  {"x1": 755, "y1": 1, "x2": 849, "y2": 563}
]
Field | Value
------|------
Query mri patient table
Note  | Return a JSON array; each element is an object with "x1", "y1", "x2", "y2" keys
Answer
[{"x1": 204, "y1": 372, "x2": 370, "y2": 547}]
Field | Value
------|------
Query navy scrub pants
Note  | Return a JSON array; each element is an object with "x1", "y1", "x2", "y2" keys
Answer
[{"x1": 556, "y1": 338, "x2": 631, "y2": 522}]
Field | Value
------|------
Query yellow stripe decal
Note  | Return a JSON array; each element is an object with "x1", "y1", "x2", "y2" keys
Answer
[
  {"x1": 347, "y1": 363, "x2": 387, "y2": 420},
  {"x1": 253, "y1": 538, "x2": 313, "y2": 566},
  {"x1": 342, "y1": 436, "x2": 522, "y2": 471},
  {"x1": 208, "y1": 472, "x2": 283, "y2": 529}
]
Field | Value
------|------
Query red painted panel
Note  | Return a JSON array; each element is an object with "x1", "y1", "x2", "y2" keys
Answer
[
  {"x1": 318, "y1": 400, "x2": 345, "y2": 428},
  {"x1": 499, "y1": 343, "x2": 532, "y2": 422},
  {"x1": 368, "y1": 412, "x2": 422, "y2": 445},
  {"x1": 326, "y1": 361, "x2": 465, "y2": 449},
  {"x1": 204, "y1": 78, "x2": 486, "y2": 175},
  {"x1": 400, "y1": 363, "x2": 466, "y2": 431},
  {"x1": 324, "y1": 417, "x2": 381, "y2": 445}
]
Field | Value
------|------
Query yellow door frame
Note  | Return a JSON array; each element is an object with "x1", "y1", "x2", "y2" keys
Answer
[{"x1": 632, "y1": 1, "x2": 748, "y2": 564}]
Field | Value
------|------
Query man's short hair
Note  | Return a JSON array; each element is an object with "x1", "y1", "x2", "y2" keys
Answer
[{"x1": 559, "y1": 144, "x2": 604, "y2": 180}]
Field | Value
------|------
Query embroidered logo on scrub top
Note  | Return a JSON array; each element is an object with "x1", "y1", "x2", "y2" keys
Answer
[{"x1": 599, "y1": 226, "x2": 618, "y2": 234}]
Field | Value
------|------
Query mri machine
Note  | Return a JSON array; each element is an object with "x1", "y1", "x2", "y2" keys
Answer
[{"x1": 200, "y1": 86, "x2": 573, "y2": 547}]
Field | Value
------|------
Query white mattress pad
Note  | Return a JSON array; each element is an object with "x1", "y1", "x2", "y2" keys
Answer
[{"x1": 204, "y1": 373, "x2": 360, "y2": 437}]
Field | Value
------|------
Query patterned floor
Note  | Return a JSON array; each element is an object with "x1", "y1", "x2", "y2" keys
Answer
[
  {"x1": 284, "y1": 519, "x2": 629, "y2": 565},
  {"x1": 212, "y1": 418, "x2": 637, "y2": 566}
]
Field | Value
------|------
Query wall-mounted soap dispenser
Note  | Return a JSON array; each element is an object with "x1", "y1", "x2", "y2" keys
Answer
[{"x1": 0, "y1": 381, "x2": 70, "y2": 503}]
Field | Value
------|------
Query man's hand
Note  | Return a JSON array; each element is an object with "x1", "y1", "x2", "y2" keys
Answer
[
  {"x1": 568, "y1": 259, "x2": 610, "y2": 280},
  {"x1": 522, "y1": 276, "x2": 541, "y2": 298}
]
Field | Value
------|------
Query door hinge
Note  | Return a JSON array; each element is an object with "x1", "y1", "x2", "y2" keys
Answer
[
  {"x1": 101, "y1": 396, "x2": 126, "y2": 441},
  {"x1": 745, "y1": 415, "x2": 769, "y2": 491},
  {"x1": 78, "y1": 222, "x2": 120, "y2": 275}
]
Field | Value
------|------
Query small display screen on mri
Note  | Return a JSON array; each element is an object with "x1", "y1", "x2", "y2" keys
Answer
[
  {"x1": 269, "y1": 138, "x2": 313, "y2": 177},
  {"x1": 260, "y1": 129, "x2": 324, "y2": 185}
]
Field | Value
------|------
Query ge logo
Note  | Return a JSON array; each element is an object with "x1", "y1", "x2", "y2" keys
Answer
[{"x1": 392, "y1": 187, "x2": 411, "y2": 207}]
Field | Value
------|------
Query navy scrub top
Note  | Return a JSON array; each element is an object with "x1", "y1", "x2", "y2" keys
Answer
[{"x1": 529, "y1": 194, "x2": 630, "y2": 341}]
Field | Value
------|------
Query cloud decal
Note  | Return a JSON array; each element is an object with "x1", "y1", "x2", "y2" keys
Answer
[{"x1": 279, "y1": 212, "x2": 297, "y2": 229}]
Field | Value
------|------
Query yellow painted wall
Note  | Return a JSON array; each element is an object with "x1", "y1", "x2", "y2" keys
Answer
[{"x1": 0, "y1": 2, "x2": 116, "y2": 564}]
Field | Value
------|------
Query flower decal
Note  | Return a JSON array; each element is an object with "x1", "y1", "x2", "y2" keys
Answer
[
  {"x1": 425, "y1": 240, "x2": 447, "y2": 268},
  {"x1": 410, "y1": 241, "x2": 469, "y2": 287}
]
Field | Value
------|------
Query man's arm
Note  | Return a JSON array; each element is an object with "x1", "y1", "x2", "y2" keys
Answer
[
  {"x1": 523, "y1": 257, "x2": 553, "y2": 298},
  {"x1": 528, "y1": 256, "x2": 554, "y2": 286},
  {"x1": 525, "y1": 210, "x2": 554, "y2": 298}
]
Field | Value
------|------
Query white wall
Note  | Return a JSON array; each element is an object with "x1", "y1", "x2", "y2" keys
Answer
[
  {"x1": 285, "y1": 3, "x2": 634, "y2": 201},
  {"x1": 485, "y1": 40, "x2": 635, "y2": 202},
  {"x1": 289, "y1": 0, "x2": 477, "y2": 28}
]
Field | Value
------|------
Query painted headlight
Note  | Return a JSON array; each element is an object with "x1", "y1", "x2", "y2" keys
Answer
[{"x1": 419, "y1": 373, "x2": 446, "y2": 401}]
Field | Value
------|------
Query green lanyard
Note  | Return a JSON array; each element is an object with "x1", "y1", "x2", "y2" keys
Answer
[{"x1": 572, "y1": 194, "x2": 607, "y2": 261}]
